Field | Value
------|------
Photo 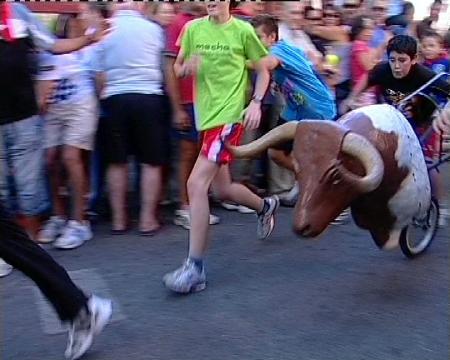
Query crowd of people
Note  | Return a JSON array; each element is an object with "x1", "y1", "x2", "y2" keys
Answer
[{"x1": 1, "y1": 0, "x2": 450, "y2": 358}]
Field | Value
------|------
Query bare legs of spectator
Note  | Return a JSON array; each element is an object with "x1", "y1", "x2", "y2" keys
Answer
[
  {"x1": 139, "y1": 164, "x2": 162, "y2": 233},
  {"x1": 107, "y1": 164, "x2": 128, "y2": 232},
  {"x1": 15, "y1": 216, "x2": 41, "y2": 242},
  {"x1": 178, "y1": 140, "x2": 199, "y2": 210},
  {"x1": 63, "y1": 146, "x2": 88, "y2": 223},
  {"x1": 46, "y1": 147, "x2": 67, "y2": 218},
  {"x1": 40, "y1": 145, "x2": 93, "y2": 248},
  {"x1": 268, "y1": 148, "x2": 296, "y2": 173}
]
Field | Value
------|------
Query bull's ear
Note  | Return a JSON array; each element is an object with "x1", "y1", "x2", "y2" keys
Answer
[{"x1": 293, "y1": 158, "x2": 300, "y2": 174}]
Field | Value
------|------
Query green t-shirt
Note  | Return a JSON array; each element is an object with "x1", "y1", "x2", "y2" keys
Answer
[{"x1": 181, "y1": 16, "x2": 268, "y2": 131}]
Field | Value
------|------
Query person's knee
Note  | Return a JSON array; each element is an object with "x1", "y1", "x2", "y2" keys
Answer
[
  {"x1": 268, "y1": 148, "x2": 282, "y2": 163},
  {"x1": 187, "y1": 174, "x2": 207, "y2": 199},
  {"x1": 62, "y1": 148, "x2": 81, "y2": 167},
  {"x1": 46, "y1": 156, "x2": 57, "y2": 172}
]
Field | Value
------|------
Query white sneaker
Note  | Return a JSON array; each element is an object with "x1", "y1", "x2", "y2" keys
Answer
[
  {"x1": 54, "y1": 221, "x2": 92, "y2": 250},
  {"x1": 221, "y1": 202, "x2": 240, "y2": 211},
  {"x1": 221, "y1": 202, "x2": 255, "y2": 214},
  {"x1": 37, "y1": 216, "x2": 66, "y2": 244},
  {"x1": 163, "y1": 258, "x2": 206, "y2": 294},
  {"x1": 0, "y1": 258, "x2": 13, "y2": 278},
  {"x1": 174, "y1": 210, "x2": 220, "y2": 230},
  {"x1": 278, "y1": 184, "x2": 299, "y2": 207},
  {"x1": 257, "y1": 196, "x2": 280, "y2": 240},
  {"x1": 237, "y1": 205, "x2": 256, "y2": 214},
  {"x1": 65, "y1": 295, "x2": 112, "y2": 360}
]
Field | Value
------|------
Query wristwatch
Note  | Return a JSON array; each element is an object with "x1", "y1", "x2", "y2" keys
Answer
[{"x1": 251, "y1": 94, "x2": 263, "y2": 103}]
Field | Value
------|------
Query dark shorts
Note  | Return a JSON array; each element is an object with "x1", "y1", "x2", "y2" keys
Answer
[
  {"x1": 270, "y1": 117, "x2": 295, "y2": 155},
  {"x1": 101, "y1": 94, "x2": 170, "y2": 166},
  {"x1": 171, "y1": 104, "x2": 199, "y2": 143}
]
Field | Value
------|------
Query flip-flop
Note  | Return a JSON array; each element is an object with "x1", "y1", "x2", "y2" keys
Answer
[
  {"x1": 111, "y1": 228, "x2": 128, "y2": 235},
  {"x1": 139, "y1": 227, "x2": 162, "y2": 237}
]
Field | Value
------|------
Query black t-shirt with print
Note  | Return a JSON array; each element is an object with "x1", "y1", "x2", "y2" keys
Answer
[{"x1": 368, "y1": 62, "x2": 450, "y2": 126}]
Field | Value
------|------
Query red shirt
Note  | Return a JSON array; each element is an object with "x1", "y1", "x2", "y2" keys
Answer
[{"x1": 165, "y1": 12, "x2": 196, "y2": 104}]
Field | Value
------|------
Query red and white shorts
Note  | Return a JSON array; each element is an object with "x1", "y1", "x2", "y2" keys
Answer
[{"x1": 200, "y1": 123, "x2": 244, "y2": 165}]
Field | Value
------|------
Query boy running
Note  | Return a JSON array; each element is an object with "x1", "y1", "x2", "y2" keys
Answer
[
  {"x1": 163, "y1": 1, "x2": 279, "y2": 294},
  {"x1": 250, "y1": 14, "x2": 336, "y2": 172}
]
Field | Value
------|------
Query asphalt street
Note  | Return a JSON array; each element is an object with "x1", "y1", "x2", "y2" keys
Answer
[{"x1": 1, "y1": 170, "x2": 449, "y2": 360}]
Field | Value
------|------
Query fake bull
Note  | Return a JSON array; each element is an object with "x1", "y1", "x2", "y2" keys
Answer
[{"x1": 230, "y1": 104, "x2": 431, "y2": 250}]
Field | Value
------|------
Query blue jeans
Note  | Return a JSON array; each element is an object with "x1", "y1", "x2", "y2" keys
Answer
[{"x1": 0, "y1": 116, "x2": 49, "y2": 216}]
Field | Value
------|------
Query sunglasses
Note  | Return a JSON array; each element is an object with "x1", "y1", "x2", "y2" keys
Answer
[
  {"x1": 307, "y1": 17, "x2": 323, "y2": 21},
  {"x1": 324, "y1": 13, "x2": 340, "y2": 18},
  {"x1": 372, "y1": 6, "x2": 386, "y2": 11},
  {"x1": 343, "y1": 4, "x2": 359, "y2": 9}
]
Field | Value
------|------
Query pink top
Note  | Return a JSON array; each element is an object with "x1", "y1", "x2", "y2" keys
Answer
[{"x1": 351, "y1": 40, "x2": 371, "y2": 86}]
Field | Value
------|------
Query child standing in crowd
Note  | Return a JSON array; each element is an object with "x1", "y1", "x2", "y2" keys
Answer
[
  {"x1": 349, "y1": 16, "x2": 378, "y2": 108},
  {"x1": 420, "y1": 31, "x2": 450, "y2": 76},
  {"x1": 37, "y1": 10, "x2": 99, "y2": 249}
]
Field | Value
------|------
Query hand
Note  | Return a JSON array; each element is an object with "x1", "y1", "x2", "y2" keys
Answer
[
  {"x1": 182, "y1": 55, "x2": 202, "y2": 77},
  {"x1": 339, "y1": 98, "x2": 353, "y2": 115},
  {"x1": 173, "y1": 108, "x2": 191, "y2": 130},
  {"x1": 433, "y1": 108, "x2": 450, "y2": 134},
  {"x1": 86, "y1": 19, "x2": 112, "y2": 44},
  {"x1": 399, "y1": 103, "x2": 414, "y2": 120},
  {"x1": 244, "y1": 100, "x2": 261, "y2": 130}
]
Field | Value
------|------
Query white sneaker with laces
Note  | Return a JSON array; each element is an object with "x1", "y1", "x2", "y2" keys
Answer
[
  {"x1": 221, "y1": 202, "x2": 240, "y2": 211},
  {"x1": 163, "y1": 258, "x2": 206, "y2": 294},
  {"x1": 257, "y1": 196, "x2": 280, "y2": 240},
  {"x1": 65, "y1": 295, "x2": 112, "y2": 360},
  {"x1": 54, "y1": 221, "x2": 92, "y2": 250},
  {"x1": 37, "y1": 216, "x2": 66, "y2": 244},
  {"x1": 278, "y1": 184, "x2": 299, "y2": 207},
  {"x1": 0, "y1": 258, "x2": 13, "y2": 278},
  {"x1": 174, "y1": 210, "x2": 220, "y2": 230},
  {"x1": 237, "y1": 205, "x2": 256, "y2": 214}
]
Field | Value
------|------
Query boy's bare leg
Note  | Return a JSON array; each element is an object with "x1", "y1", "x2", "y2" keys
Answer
[
  {"x1": 268, "y1": 148, "x2": 296, "y2": 173},
  {"x1": 164, "y1": 154, "x2": 279, "y2": 294},
  {"x1": 211, "y1": 165, "x2": 264, "y2": 213},
  {"x1": 186, "y1": 155, "x2": 220, "y2": 258}
]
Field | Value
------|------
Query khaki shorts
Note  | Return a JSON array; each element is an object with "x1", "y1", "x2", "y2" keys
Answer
[{"x1": 44, "y1": 95, "x2": 99, "y2": 151}]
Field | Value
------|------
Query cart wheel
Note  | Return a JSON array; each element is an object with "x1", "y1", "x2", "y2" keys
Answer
[{"x1": 400, "y1": 197, "x2": 439, "y2": 258}]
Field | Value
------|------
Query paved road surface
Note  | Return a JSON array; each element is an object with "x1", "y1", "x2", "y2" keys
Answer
[{"x1": 1, "y1": 176, "x2": 449, "y2": 360}]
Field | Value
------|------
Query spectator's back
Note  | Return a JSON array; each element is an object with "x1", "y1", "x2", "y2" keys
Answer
[{"x1": 96, "y1": 10, "x2": 164, "y2": 97}]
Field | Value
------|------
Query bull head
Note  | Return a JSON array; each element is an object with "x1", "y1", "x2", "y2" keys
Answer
[{"x1": 229, "y1": 121, "x2": 384, "y2": 237}]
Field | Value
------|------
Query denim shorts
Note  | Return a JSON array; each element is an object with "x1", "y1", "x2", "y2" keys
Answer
[
  {"x1": 170, "y1": 104, "x2": 199, "y2": 143},
  {"x1": 0, "y1": 116, "x2": 49, "y2": 216}
]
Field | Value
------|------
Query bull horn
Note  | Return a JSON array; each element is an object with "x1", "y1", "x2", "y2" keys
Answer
[
  {"x1": 341, "y1": 132, "x2": 384, "y2": 193},
  {"x1": 228, "y1": 122, "x2": 298, "y2": 159}
]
